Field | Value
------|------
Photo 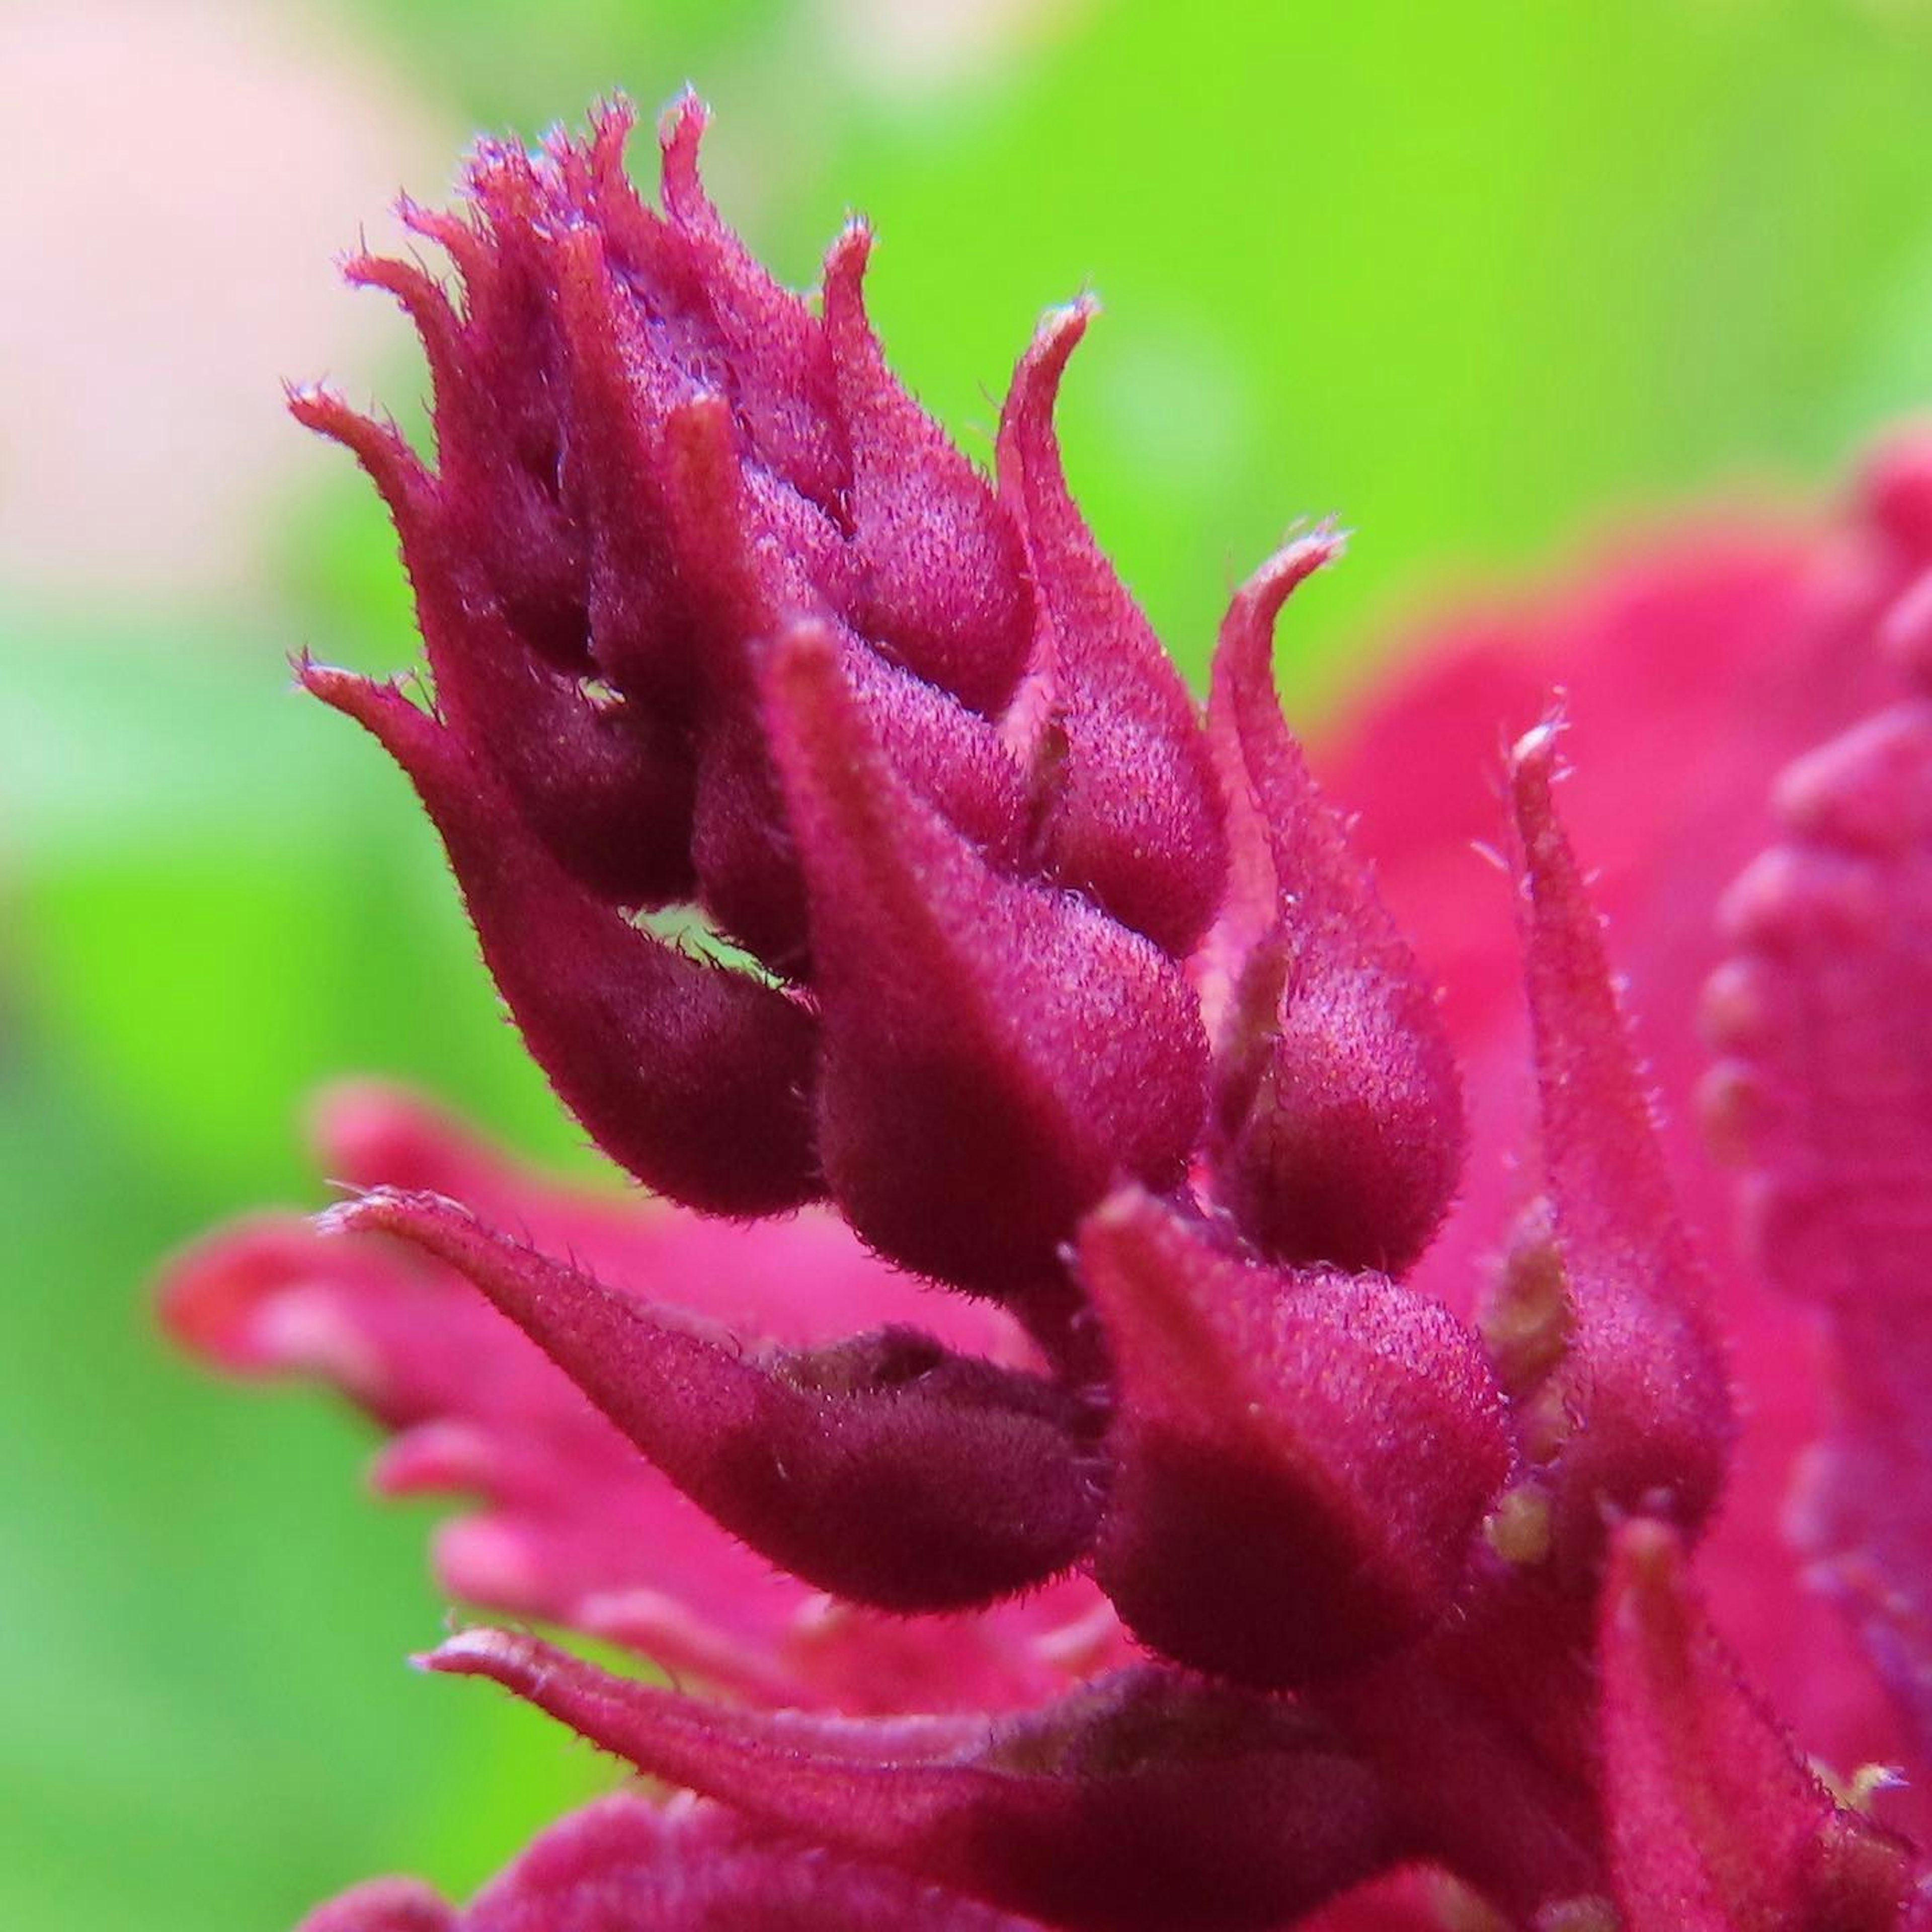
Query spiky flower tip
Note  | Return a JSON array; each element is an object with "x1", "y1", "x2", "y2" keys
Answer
[{"x1": 162, "y1": 94, "x2": 1932, "y2": 1931}]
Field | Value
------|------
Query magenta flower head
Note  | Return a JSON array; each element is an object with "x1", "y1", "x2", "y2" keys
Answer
[
  {"x1": 163, "y1": 92, "x2": 1932, "y2": 1932},
  {"x1": 278, "y1": 92, "x2": 1518, "y2": 1667}
]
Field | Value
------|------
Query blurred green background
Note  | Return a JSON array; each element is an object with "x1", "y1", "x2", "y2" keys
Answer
[{"x1": 9, "y1": 0, "x2": 1932, "y2": 1922}]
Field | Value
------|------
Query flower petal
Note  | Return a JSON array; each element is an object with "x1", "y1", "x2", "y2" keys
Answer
[{"x1": 1709, "y1": 692, "x2": 1932, "y2": 1769}]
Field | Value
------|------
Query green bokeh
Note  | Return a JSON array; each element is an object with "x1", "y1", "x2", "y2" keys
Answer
[{"x1": 9, "y1": 1, "x2": 1932, "y2": 1924}]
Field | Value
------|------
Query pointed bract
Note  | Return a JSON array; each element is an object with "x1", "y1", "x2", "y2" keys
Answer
[
  {"x1": 996, "y1": 304, "x2": 1227, "y2": 957},
  {"x1": 1501, "y1": 727, "x2": 1732, "y2": 1577},
  {"x1": 159, "y1": 1086, "x2": 1128, "y2": 1711},
  {"x1": 649, "y1": 95, "x2": 848, "y2": 514},
  {"x1": 1320, "y1": 517, "x2": 1911, "y2": 1794},
  {"x1": 1080, "y1": 1189, "x2": 1509, "y2": 1687},
  {"x1": 765, "y1": 622, "x2": 1206, "y2": 1301},
  {"x1": 542, "y1": 218, "x2": 702, "y2": 712},
  {"x1": 287, "y1": 383, "x2": 699, "y2": 910},
  {"x1": 824, "y1": 226, "x2": 1033, "y2": 717},
  {"x1": 428, "y1": 1633, "x2": 1393, "y2": 1932},
  {"x1": 1599, "y1": 1520, "x2": 1911, "y2": 1931},
  {"x1": 1204, "y1": 533, "x2": 1464, "y2": 1275},
  {"x1": 330, "y1": 1187, "x2": 1100, "y2": 1610},
  {"x1": 302, "y1": 664, "x2": 822, "y2": 1215}
]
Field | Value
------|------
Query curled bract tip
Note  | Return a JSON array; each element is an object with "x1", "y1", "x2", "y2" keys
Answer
[{"x1": 1203, "y1": 535, "x2": 1464, "y2": 1276}]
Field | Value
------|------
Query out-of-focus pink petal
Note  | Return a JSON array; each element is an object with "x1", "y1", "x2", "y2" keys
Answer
[
  {"x1": 1709, "y1": 682, "x2": 1932, "y2": 1778},
  {"x1": 297, "y1": 1877, "x2": 456, "y2": 1932},
  {"x1": 1204, "y1": 532, "x2": 1463, "y2": 1276},
  {"x1": 300, "y1": 1793, "x2": 1042, "y2": 1930},
  {"x1": 1079, "y1": 1188, "x2": 1508, "y2": 1687},
  {"x1": 427, "y1": 1633, "x2": 1394, "y2": 1932}
]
